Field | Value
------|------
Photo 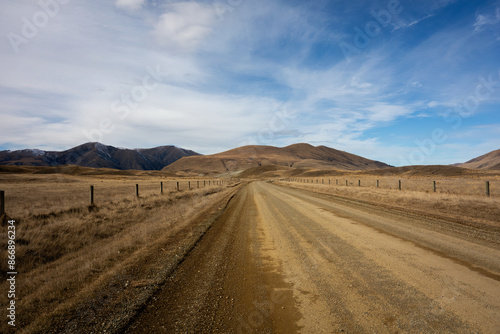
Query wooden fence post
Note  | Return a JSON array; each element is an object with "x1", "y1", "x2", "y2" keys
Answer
[
  {"x1": 204, "y1": 180, "x2": 206, "y2": 187},
  {"x1": 336, "y1": 179, "x2": 338, "y2": 185},
  {"x1": 358, "y1": 180, "x2": 361, "y2": 187},
  {"x1": 377, "y1": 180, "x2": 379, "y2": 188},
  {"x1": 197, "y1": 181, "x2": 199, "y2": 188},
  {"x1": 1, "y1": 190, "x2": 5, "y2": 216},
  {"x1": 177, "y1": 182, "x2": 180, "y2": 191},
  {"x1": 188, "y1": 181, "x2": 191, "y2": 189},
  {"x1": 399, "y1": 180, "x2": 402, "y2": 191},
  {"x1": 161, "y1": 182, "x2": 163, "y2": 194},
  {"x1": 486, "y1": 181, "x2": 490, "y2": 197},
  {"x1": 90, "y1": 186, "x2": 94, "y2": 205},
  {"x1": 136, "y1": 184, "x2": 139, "y2": 197},
  {"x1": 433, "y1": 181, "x2": 436, "y2": 193},
  {"x1": 346, "y1": 180, "x2": 348, "y2": 186}
]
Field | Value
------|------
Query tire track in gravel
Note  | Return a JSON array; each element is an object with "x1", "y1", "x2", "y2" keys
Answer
[{"x1": 126, "y1": 181, "x2": 500, "y2": 333}]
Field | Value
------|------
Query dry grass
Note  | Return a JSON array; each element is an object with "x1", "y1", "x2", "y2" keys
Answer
[
  {"x1": 0, "y1": 172, "x2": 235, "y2": 333},
  {"x1": 0, "y1": 173, "x2": 222, "y2": 218},
  {"x1": 278, "y1": 176, "x2": 500, "y2": 228},
  {"x1": 288, "y1": 174, "x2": 500, "y2": 197}
]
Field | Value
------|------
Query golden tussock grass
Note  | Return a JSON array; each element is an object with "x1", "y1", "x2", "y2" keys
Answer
[
  {"x1": 279, "y1": 175, "x2": 500, "y2": 228},
  {"x1": 0, "y1": 172, "x2": 234, "y2": 332}
]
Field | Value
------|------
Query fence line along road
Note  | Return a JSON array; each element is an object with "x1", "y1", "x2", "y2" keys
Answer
[{"x1": 285, "y1": 178, "x2": 494, "y2": 197}]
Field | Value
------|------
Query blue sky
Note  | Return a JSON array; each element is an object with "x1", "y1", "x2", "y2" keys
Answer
[{"x1": 0, "y1": 0, "x2": 499, "y2": 166}]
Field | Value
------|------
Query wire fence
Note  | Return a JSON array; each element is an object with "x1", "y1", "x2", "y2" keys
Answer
[
  {"x1": 0, "y1": 179, "x2": 227, "y2": 219},
  {"x1": 284, "y1": 177, "x2": 497, "y2": 197}
]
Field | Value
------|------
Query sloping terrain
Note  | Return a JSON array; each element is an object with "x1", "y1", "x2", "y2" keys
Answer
[
  {"x1": 459, "y1": 149, "x2": 500, "y2": 170},
  {"x1": 0, "y1": 142, "x2": 199, "y2": 170},
  {"x1": 163, "y1": 143, "x2": 391, "y2": 175},
  {"x1": 235, "y1": 164, "x2": 500, "y2": 180}
]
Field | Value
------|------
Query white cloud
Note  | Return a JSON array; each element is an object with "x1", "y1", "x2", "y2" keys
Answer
[
  {"x1": 351, "y1": 77, "x2": 373, "y2": 89},
  {"x1": 153, "y1": 2, "x2": 217, "y2": 53},
  {"x1": 473, "y1": 8, "x2": 500, "y2": 32},
  {"x1": 393, "y1": 13, "x2": 435, "y2": 31},
  {"x1": 0, "y1": 0, "x2": 498, "y2": 166},
  {"x1": 115, "y1": 0, "x2": 145, "y2": 11},
  {"x1": 364, "y1": 104, "x2": 413, "y2": 122},
  {"x1": 411, "y1": 81, "x2": 423, "y2": 88}
]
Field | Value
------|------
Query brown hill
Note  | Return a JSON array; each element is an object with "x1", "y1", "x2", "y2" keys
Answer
[
  {"x1": 458, "y1": 149, "x2": 500, "y2": 170},
  {"x1": 162, "y1": 143, "x2": 391, "y2": 175},
  {"x1": 233, "y1": 164, "x2": 500, "y2": 180},
  {"x1": 0, "y1": 164, "x2": 173, "y2": 177},
  {"x1": 0, "y1": 142, "x2": 199, "y2": 170}
]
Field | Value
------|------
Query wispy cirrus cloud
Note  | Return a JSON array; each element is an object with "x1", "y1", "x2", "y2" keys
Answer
[
  {"x1": 473, "y1": 7, "x2": 500, "y2": 32},
  {"x1": 0, "y1": 0, "x2": 499, "y2": 165},
  {"x1": 153, "y1": 2, "x2": 218, "y2": 53}
]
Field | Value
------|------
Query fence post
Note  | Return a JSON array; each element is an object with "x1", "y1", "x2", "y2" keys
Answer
[
  {"x1": 433, "y1": 181, "x2": 436, "y2": 193},
  {"x1": 136, "y1": 184, "x2": 139, "y2": 197},
  {"x1": 204, "y1": 180, "x2": 206, "y2": 187},
  {"x1": 399, "y1": 180, "x2": 402, "y2": 191},
  {"x1": 486, "y1": 181, "x2": 490, "y2": 197},
  {"x1": 197, "y1": 181, "x2": 199, "y2": 188},
  {"x1": 346, "y1": 180, "x2": 348, "y2": 186},
  {"x1": 1, "y1": 190, "x2": 5, "y2": 216},
  {"x1": 177, "y1": 182, "x2": 180, "y2": 191},
  {"x1": 358, "y1": 180, "x2": 361, "y2": 187},
  {"x1": 377, "y1": 180, "x2": 379, "y2": 188},
  {"x1": 188, "y1": 181, "x2": 191, "y2": 189},
  {"x1": 336, "y1": 179, "x2": 338, "y2": 185},
  {"x1": 161, "y1": 182, "x2": 163, "y2": 194},
  {"x1": 90, "y1": 186, "x2": 94, "y2": 205}
]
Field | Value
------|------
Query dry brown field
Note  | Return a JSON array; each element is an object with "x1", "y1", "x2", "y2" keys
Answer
[
  {"x1": 1, "y1": 166, "x2": 499, "y2": 333},
  {"x1": 0, "y1": 170, "x2": 237, "y2": 333},
  {"x1": 279, "y1": 174, "x2": 500, "y2": 228}
]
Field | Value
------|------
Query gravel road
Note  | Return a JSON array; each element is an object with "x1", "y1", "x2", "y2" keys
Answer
[{"x1": 126, "y1": 181, "x2": 500, "y2": 333}]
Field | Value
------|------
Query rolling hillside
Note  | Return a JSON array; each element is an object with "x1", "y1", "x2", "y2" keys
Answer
[
  {"x1": 163, "y1": 143, "x2": 391, "y2": 175},
  {"x1": 0, "y1": 142, "x2": 199, "y2": 170},
  {"x1": 459, "y1": 149, "x2": 500, "y2": 170}
]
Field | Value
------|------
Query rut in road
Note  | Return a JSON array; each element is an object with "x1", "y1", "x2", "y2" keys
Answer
[{"x1": 126, "y1": 181, "x2": 500, "y2": 333}]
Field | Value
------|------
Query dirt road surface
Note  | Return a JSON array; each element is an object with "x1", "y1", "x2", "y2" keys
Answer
[{"x1": 125, "y1": 181, "x2": 500, "y2": 333}]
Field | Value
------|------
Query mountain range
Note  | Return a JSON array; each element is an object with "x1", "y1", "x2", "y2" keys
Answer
[
  {"x1": 162, "y1": 143, "x2": 391, "y2": 175},
  {"x1": 0, "y1": 142, "x2": 199, "y2": 170},
  {"x1": 1, "y1": 142, "x2": 499, "y2": 173}
]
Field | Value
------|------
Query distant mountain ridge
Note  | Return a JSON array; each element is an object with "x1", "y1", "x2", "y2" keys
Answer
[
  {"x1": 458, "y1": 149, "x2": 500, "y2": 170},
  {"x1": 0, "y1": 142, "x2": 200, "y2": 170},
  {"x1": 163, "y1": 143, "x2": 391, "y2": 175}
]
